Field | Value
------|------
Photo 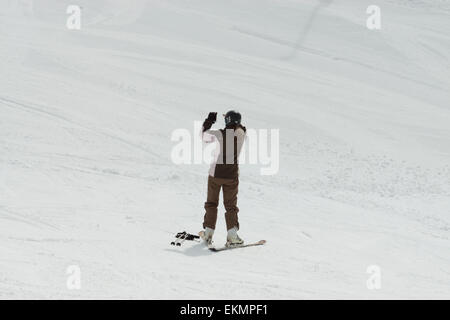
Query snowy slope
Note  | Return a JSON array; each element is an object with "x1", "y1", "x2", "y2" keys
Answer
[{"x1": 1, "y1": 0, "x2": 449, "y2": 299}]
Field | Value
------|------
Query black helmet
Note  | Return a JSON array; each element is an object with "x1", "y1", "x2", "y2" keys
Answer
[{"x1": 224, "y1": 110, "x2": 241, "y2": 126}]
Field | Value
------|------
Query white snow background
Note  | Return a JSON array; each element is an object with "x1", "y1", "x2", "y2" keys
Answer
[{"x1": 1, "y1": 0, "x2": 449, "y2": 299}]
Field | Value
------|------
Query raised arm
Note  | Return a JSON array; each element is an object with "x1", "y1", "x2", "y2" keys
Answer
[{"x1": 200, "y1": 112, "x2": 221, "y2": 143}]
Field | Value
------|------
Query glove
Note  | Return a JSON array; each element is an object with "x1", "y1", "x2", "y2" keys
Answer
[
  {"x1": 206, "y1": 112, "x2": 217, "y2": 123},
  {"x1": 203, "y1": 112, "x2": 217, "y2": 132}
]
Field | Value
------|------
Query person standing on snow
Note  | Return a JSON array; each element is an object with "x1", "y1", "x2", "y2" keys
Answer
[{"x1": 200, "y1": 111, "x2": 246, "y2": 247}]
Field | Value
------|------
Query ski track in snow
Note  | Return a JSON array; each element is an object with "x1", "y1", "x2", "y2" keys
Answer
[{"x1": 1, "y1": 0, "x2": 450, "y2": 299}]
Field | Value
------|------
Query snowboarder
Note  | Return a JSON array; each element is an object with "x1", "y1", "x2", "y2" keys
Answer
[{"x1": 200, "y1": 110, "x2": 246, "y2": 247}]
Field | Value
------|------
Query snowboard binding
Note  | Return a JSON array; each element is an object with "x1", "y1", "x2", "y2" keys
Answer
[{"x1": 170, "y1": 231, "x2": 200, "y2": 246}]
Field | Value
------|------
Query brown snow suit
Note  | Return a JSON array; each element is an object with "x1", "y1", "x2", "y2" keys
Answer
[{"x1": 201, "y1": 121, "x2": 246, "y2": 231}]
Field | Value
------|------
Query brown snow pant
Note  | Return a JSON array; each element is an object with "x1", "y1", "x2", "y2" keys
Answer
[{"x1": 203, "y1": 176, "x2": 240, "y2": 231}]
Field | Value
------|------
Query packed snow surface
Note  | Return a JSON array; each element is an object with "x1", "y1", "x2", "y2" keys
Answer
[{"x1": 1, "y1": 0, "x2": 450, "y2": 299}]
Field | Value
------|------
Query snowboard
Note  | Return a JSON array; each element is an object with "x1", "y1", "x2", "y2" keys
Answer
[{"x1": 199, "y1": 231, "x2": 266, "y2": 252}]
